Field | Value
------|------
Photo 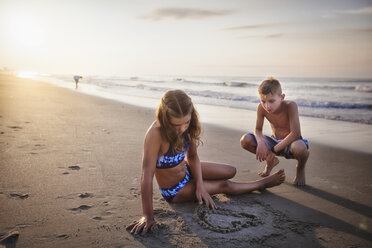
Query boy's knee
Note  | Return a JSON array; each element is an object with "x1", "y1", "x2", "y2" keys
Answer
[
  {"x1": 290, "y1": 141, "x2": 308, "y2": 157},
  {"x1": 240, "y1": 134, "x2": 253, "y2": 149}
]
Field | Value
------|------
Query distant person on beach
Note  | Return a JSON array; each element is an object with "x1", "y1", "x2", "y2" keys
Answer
[
  {"x1": 240, "y1": 77, "x2": 309, "y2": 186},
  {"x1": 73, "y1": 75, "x2": 82, "y2": 89},
  {"x1": 127, "y1": 89, "x2": 285, "y2": 235}
]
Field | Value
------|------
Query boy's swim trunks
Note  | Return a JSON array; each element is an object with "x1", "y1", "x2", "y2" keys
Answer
[{"x1": 248, "y1": 133, "x2": 309, "y2": 159}]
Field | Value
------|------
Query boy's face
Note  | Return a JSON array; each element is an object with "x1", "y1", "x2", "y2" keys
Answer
[{"x1": 259, "y1": 93, "x2": 285, "y2": 113}]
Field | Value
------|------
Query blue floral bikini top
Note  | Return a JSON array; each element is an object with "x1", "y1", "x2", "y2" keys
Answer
[{"x1": 156, "y1": 133, "x2": 190, "y2": 169}]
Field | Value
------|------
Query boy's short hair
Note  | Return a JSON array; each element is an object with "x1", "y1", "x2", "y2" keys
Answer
[{"x1": 258, "y1": 77, "x2": 282, "y2": 95}]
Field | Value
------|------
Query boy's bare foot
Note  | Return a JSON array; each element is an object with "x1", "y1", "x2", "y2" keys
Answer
[
  {"x1": 293, "y1": 165, "x2": 306, "y2": 186},
  {"x1": 260, "y1": 169, "x2": 285, "y2": 189},
  {"x1": 259, "y1": 156, "x2": 279, "y2": 177}
]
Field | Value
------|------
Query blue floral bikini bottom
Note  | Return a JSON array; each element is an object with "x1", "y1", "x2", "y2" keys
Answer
[{"x1": 159, "y1": 164, "x2": 192, "y2": 202}]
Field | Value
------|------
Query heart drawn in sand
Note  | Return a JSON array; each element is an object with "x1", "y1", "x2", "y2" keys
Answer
[{"x1": 193, "y1": 205, "x2": 263, "y2": 233}]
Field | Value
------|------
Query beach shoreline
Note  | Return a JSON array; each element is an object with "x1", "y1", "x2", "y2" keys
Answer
[
  {"x1": 1, "y1": 74, "x2": 371, "y2": 247},
  {"x1": 24, "y1": 73, "x2": 372, "y2": 154}
]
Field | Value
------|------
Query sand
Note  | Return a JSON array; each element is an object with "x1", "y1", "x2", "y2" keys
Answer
[{"x1": 0, "y1": 74, "x2": 371, "y2": 248}]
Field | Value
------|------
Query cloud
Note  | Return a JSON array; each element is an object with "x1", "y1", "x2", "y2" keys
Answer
[
  {"x1": 222, "y1": 24, "x2": 273, "y2": 31},
  {"x1": 349, "y1": 28, "x2": 372, "y2": 34},
  {"x1": 243, "y1": 28, "x2": 372, "y2": 40},
  {"x1": 315, "y1": 28, "x2": 372, "y2": 36},
  {"x1": 360, "y1": 28, "x2": 372, "y2": 33},
  {"x1": 265, "y1": 33, "x2": 283, "y2": 38},
  {"x1": 323, "y1": 6, "x2": 372, "y2": 18},
  {"x1": 140, "y1": 8, "x2": 231, "y2": 21},
  {"x1": 322, "y1": 13, "x2": 337, "y2": 19},
  {"x1": 238, "y1": 33, "x2": 283, "y2": 39},
  {"x1": 339, "y1": 6, "x2": 372, "y2": 15}
]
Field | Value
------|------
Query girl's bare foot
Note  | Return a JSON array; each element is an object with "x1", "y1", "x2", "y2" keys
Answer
[
  {"x1": 259, "y1": 169, "x2": 285, "y2": 189},
  {"x1": 293, "y1": 165, "x2": 306, "y2": 186},
  {"x1": 259, "y1": 156, "x2": 279, "y2": 177}
]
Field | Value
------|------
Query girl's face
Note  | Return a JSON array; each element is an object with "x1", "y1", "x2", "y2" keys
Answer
[{"x1": 169, "y1": 113, "x2": 191, "y2": 135}]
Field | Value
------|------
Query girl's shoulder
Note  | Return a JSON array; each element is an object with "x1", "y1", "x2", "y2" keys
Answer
[{"x1": 145, "y1": 121, "x2": 163, "y2": 143}]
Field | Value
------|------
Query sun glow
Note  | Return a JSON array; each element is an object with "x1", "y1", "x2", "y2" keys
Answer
[
  {"x1": 8, "y1": 15, "x2": 44, "y2": 49},
  {"x1": 17, "y1": 71, "x2": 39, "y2": 79}
]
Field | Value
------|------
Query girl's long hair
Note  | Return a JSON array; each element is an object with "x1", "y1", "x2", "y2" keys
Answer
[{"x1": 156, "y1": 89, "x2": 201, "y2": 152}]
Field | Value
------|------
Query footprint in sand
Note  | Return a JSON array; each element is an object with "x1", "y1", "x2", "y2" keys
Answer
[
  {"x1": 30, "y1": 144, "x2": 45, "y2": 155},
  {"x1": 101, "y1": 129, "x2": 111, "y2": 134},
  {"x1": 7, "y1": 126, "x2": 22, "y2": 130},
  {"x1": 68, "y1": 165, "x2": 81, "y2": 170},
  {"x1": 79, "y1": 193, "x2": 93, "y2": 198},
  {"x1": 129, "y1": 187, "x2": 140, "y2": 198},
  {"x1": 33, "y1": 144, "x2": 45, "y2": 149},
  {"x1": 69, "y1": 205, "x2": 92, "y2": 211},
  {"x1": 62, "y1": 165, "x2": 81, "y2": 175},
  {"x1": 9, "y1": 193, "x2": 29, "y2": 199},
  {"x1": 56, "y1": 234, "x2": 69, "y2": 239},
  {"x1": 0, "y1": 230, "x2": 19, "y2": 248}
]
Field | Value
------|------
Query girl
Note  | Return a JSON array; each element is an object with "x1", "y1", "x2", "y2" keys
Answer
[{"x1": 127, "y1": 90, "x2": 285, "y2": 235}]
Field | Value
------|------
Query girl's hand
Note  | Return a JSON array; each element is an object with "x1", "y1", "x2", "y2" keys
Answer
[
  {"x1": 256, "y1": 142, "x2": 268, "y2": 162},
  {"x1": 126, "y1": 216, "x2": 154, "y2": 235},
  {"x1": 196, "y1": 184, "x2": 216, "y2": 210}
]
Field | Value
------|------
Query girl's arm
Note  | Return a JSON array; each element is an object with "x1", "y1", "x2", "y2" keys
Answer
[
  {"x1": 186, "y1": 140, "x2": 216, "y2": 209},
  {"x1": 127, "y1": 127, "x2": 161, "y2": 235}
]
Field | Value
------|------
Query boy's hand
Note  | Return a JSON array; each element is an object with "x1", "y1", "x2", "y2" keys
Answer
[{"x1": 256, "y1": 142, "x2": 269, "y2": 162}]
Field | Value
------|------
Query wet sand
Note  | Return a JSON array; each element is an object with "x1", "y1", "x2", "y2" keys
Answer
[{"x1": 0, "y1": 74, "x2": 371, "y2": 247}]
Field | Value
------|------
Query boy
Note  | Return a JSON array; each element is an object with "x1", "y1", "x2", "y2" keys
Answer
[{"x1": 240, "y1": 77, "x2": 309, "y2": 186}]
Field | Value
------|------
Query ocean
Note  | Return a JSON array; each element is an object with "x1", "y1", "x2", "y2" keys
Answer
[{"x1": 36, "y1": 74, "x2": 372, "y2": 125}]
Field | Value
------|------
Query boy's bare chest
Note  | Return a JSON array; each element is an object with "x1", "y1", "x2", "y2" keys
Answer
[{"x1": 265, "y1": 112, "x2": 289, "y2": 130}]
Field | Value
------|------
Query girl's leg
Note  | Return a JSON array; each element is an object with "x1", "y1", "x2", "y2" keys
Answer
[
  {"x1": 201, "y1": 161, "x2": 236, "y2": 180},
  {"x1": 204, "y1": 169, "x2": 285, "y2": 195},
  {"x1": 173, "y1": 169, "x2": 285, "y2": 203}
]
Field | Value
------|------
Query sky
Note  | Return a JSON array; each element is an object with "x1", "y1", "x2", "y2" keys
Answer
[{"x1": 0, "y1": 0, "x2": 371, "y2": 78}]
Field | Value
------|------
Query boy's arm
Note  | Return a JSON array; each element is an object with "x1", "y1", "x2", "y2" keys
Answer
[
  {"x1": 254, "y1": 104, "x2": 269, "y2": 161},
  {"x1": 273, "y1": 102, "x2": 301, "y2": 153}
]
